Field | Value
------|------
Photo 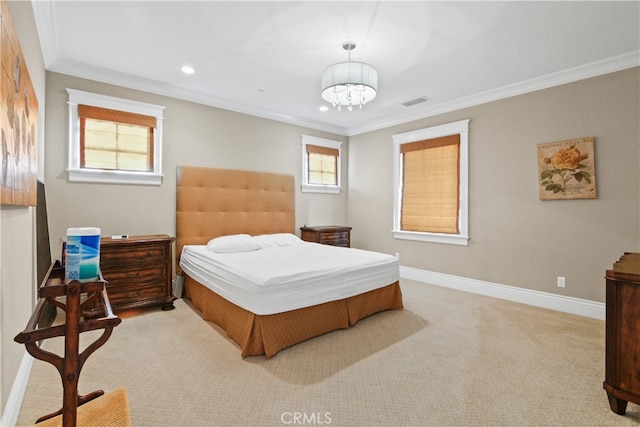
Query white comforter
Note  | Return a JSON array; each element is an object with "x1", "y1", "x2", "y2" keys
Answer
[{"x1": 179, "y1": 240, "x2": 399, "y2": 315}]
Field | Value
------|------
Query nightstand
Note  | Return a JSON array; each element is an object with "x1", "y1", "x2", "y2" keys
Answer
[
  {"x1": 300, "y1": 225, "x2": 351, "y2": 248},
  {"x1": 83, "y1": 234, "x2": 175, "y2": 317}
]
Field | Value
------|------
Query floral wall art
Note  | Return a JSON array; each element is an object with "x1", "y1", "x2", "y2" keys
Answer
[{"x1": 537, "y1": 137, "x2": 596, "y2": 200}]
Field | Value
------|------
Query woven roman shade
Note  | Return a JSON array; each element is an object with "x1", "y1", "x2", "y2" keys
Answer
[
  {"x1": 401, "y1": 134, "x2": 460, "y2": 234},
  {"x1": 306, "y1": 144, "x2": 338, "y2": 185},
  {"x1": 78, "y1": 105, "x2": 155, "y2": 171},
  {"x1": 78, "y1": 105, "x2": 157, "y2": 128},
  {"x1": 306, "y1": 144, "x2": 339, "y2": 157}
]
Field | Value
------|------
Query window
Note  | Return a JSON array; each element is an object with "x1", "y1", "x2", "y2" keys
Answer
[
  {"x1": 392, "y1": 119, "x2": 469, "y2": 246},
  {"x1": 67, "y1": 89, "x2": 165, "y2": 185},
  {"x1": 301, "y1": 135, "x2": 342, "y2": 194}
]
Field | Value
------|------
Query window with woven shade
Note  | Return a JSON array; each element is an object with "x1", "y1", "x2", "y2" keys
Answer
[
  {"x1": 307, "y1": 144, "x2": 338, "y2": 186},
  {"x1": 301, "y1": 135, "x2": 342, "y2": 194},
  {"x1": 401, "y1": 135, "x2": 460, "y2": 234},
  {"x1": 79, "y1": 105, "x2": 155, "y2": 172},
  {"x1": 392, "y1": 119, "x2": 469, "y2": 246},
  {"x1": 67, "y1": 89, "x2": 165, "y2": 185}
]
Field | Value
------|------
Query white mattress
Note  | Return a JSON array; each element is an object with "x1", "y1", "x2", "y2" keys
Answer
[{"x1": 179, "y1": 241, "x2": 399, "y2": 315}]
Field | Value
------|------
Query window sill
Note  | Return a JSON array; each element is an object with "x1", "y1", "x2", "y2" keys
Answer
[
  {"x1": 68, "y1": 169, "x2": 163, "y2": 186},
  {"x1": 301, "y1": 184, "x2": 341, "y2": 194},
  {"x1": 393, "y1": 230, "x2": 469, "y2": 246}
]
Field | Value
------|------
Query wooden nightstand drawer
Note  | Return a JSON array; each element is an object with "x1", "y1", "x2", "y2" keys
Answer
[
  {"x1": 101, "y1": 243, "x2": 168, "y2": 264},
  {"x1": 107, "y1": 282, "x2": 167, "y2": 305},
  {"x1": 101, "y1": 263, "x2": 168, "y2": 284},
  {"x1": 300, "y1": 226, "x2": 351, "y2": 248},
  {"x1": 320, "y1": 231, "x2": 349, "y2": 245}
]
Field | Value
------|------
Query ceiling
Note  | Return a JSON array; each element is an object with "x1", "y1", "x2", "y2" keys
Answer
[{"x1": 31, "y1": 1, "x2": 640, "y2": 136}]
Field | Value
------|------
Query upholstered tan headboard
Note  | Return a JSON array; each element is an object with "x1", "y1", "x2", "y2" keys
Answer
[{"x1": 175, "y1": 166, "x2": 295, "y2": 265}]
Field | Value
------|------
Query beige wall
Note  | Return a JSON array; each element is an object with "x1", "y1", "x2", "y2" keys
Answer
[
  {"x1": 2, "y1": 1, "x2": 639, "y2": 418},
  {"x1": 0, "y1": 0, "x2": 46, "y2": 417},
  {"x1": 44, "y1": 72, "x2": 348, "y2": 257},
  {"x1": 348, "y1": 67, "x2": 640, "y2": 302}
]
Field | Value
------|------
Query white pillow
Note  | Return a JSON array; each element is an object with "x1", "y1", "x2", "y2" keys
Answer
[
  {"x1": 253, "y1": 233, "x2": 304, "y2": 248},
  {"x1": 206, "y1": 234, "x2": 261, "y2": 253}
]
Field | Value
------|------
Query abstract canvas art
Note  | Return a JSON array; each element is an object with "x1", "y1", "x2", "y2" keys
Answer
[{"x1": 1, "y1": 0, "x2": 38, "y2": 206}]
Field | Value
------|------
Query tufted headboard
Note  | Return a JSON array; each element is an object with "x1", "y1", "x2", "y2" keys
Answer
[{"x1": 175, "y1": 166, "x2": 295, "y2": 265}]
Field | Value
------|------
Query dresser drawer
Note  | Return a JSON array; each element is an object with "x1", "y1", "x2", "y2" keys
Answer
[
  {"x1": 102, "y1": 264, "x2": 168, "y2": 285},
  {"x1": 101, "y1": 243, "x2": 168, "y2": 264},
  {"x1": 106, "y1": 282, "x2": 167, "y2": 305}
]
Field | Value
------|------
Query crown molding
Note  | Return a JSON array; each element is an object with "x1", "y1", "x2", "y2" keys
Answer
[
  {"x1": 31, "y1": 1, "x2": 638, "y2": 138},
  {"x1": 47, "y1": 58, "x2": 349, "y2": 136},
  {"x1": 45, "y1": 51, "x2": 639, "y2": 138},
  {"x1": 348, "y1": 50, "x2": 640, "y2": 136}
]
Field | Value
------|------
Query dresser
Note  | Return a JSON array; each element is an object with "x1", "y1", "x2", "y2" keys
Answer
[
  {"x1": 83, "y1": 234, "x2": 175, "y2": 317},
  {"x1": 300, "y1": 225, "x2": 351, "y2": 248},
  {"x1": 603, "y1": 252, "x2": 640, "y2": 415}
]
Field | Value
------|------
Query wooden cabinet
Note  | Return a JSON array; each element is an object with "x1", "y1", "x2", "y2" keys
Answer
[
  {"x1": 604, "y1": 252, "x2": 640, "y2": 415},
  {"x1": 300, "y1": 225, "x2": 351, "y2": 248},
  {"x1": 83, "y1": 234, "x2": 175, "y2": 317}
]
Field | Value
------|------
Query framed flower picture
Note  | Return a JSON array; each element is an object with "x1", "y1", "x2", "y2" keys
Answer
[{"x1": 537, "y1": 137, "x2": 596, "y2": 200}]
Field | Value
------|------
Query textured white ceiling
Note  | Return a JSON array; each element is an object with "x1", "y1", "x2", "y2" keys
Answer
[{"x1": 32, "y1": 1, "x2": 640, "y2": 136}]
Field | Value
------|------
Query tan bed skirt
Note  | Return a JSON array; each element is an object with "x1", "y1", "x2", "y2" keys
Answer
[{"x1": 183, "y1": 275, "x2": 403, "y2": 358}]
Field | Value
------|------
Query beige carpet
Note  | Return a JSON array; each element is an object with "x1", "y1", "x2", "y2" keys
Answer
[{"x1": 16, "y1": 279, "x2": 640, "y2": 426}]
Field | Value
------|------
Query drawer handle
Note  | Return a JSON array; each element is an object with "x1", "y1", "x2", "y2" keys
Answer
[
  {"x1": 126, "y1": 271, "x2": 141, "y2": 278},
  {"x1": 127, "y1": 292, "x2": 139, "y2": 298}
]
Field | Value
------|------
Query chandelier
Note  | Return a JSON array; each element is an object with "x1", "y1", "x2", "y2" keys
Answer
[{"x1": 321, "y1": 42, "x2": 378, "y2": 111}]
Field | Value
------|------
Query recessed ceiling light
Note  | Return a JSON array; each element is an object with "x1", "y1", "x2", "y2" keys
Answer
[
  {"x1": 181, "y1": 65, "x2": 195, "y2": 75},
  {"x1": 319, "y1": 106, "x2": 329, "y2": 112}
]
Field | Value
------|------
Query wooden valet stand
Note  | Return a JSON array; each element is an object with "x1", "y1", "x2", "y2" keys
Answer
[{"x1": 15, "y1": 261, "x2": 122, "y2": 427}]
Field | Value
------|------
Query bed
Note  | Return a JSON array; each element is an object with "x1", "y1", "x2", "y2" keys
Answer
[{"x1": 176, "y1": 166, "x2": 403, "y2": 357}]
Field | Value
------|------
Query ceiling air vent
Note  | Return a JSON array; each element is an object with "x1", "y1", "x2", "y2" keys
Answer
[{"x1": 401, "y1": 96, "x2": 431, "y2": 107}]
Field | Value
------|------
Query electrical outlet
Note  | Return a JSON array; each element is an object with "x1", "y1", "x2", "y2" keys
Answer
[{"x1": 557, "y1": 276, "x2": 566, "y2": 288}]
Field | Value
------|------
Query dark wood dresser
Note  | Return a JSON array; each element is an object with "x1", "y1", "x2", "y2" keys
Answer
[
  {"x1": 300, "y1": 225, "x2": 351, "y2": 248},
  {"x1": 604, "y1": 252, "x2": 640, "y2": 415},
  {"x1": 84, "y1": 234, "x2": 175, "y2": 317}
]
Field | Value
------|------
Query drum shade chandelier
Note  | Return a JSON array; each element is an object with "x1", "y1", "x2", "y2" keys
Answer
[{"x1": 321, "y1": 42, "x2": 377, "y2": 111}]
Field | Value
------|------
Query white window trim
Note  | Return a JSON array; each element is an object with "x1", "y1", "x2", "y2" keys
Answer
[
  {"x1": 300, "y1": 135, "x2": 342, "y2": 194},
  {"x1": 392, "y1": 119, "x2": 470, "y2": 246},
  {"x1": 66, "y1": 88, "x2": 165, "y2": 186}
]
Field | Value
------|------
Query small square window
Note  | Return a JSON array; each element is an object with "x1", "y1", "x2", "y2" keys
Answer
[
  {"x1": 67, "y1": 89, "x2": 165, "y2": 185},
  {"x1": 301, "y1": 135, "x2": 342, "y2": 194}
]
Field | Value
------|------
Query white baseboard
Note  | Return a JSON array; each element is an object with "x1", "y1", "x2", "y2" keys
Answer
[
  {"x1": 400, "y1": 266, "x2": 605, "y2": 320},
  {"x1": 1, "y1": 351, "x2": 33, "y2": 427}
]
